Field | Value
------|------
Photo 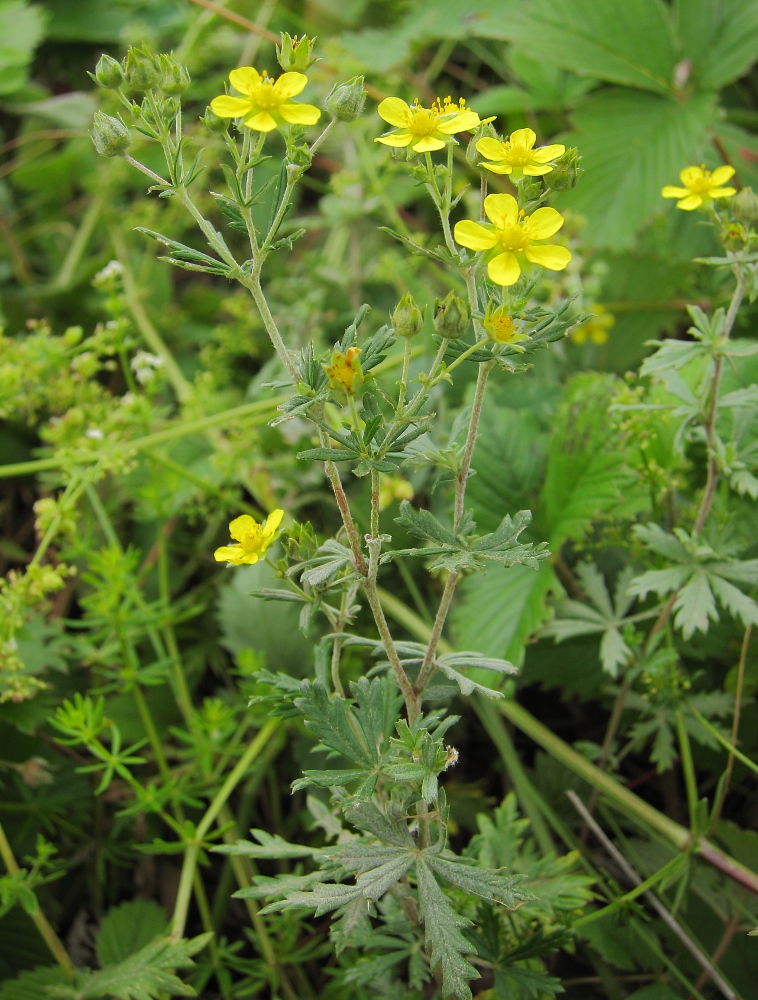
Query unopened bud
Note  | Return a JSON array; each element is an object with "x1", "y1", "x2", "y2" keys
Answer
[
  {"x1": 91, "y1": 111, "x2": 131, "y2": 158},
  {"x1": 277, "y1": 32, "x2": 318, "y2": 72},
  {"x1": 325, "y1": 76, "x2": 366, "y2": 123},
  {"x1": 547, "y1": 147, "x2": 582, "y2": 191},
  {"x1": 391, "y1": 293, "x2": 424, "y2": 338},
  {"x1": 433, "y1": 291, "x2": 470, "y2": 340},
  {"x1": 203, "y1": 105, "x2": 227, "y2": 133},
  {"x1": 123, "y1": 45, "x2": 161, "y2": 91},
  {"x1": 733, "y1": 186, "x2": 758, "y2": 223},
  {"x1": 158, "y1": 54, "x2": 190, "y2": 95},
  {"x1": 94, "y1": 54, "x2": 124, "y2": 90},
  {"x1": 466, "y1": 121, "x2": 498, "y2": 168}
]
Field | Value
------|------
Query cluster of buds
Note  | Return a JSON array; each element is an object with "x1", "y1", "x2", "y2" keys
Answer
[{"x1": 94, "y1": 46, "x2": 191, "y2": 95}]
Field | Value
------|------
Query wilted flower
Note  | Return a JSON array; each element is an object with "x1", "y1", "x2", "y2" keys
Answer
[{"x1": 325, "y1": 346, "x2": 363, "y2": 395}]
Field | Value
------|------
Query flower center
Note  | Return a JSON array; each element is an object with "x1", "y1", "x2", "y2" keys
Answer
[
  {"x1": 688, "y1": 170, "x2": 714, "y2": 194},
  {"x1": 407, "y1": 96, "x2": 467, "y2": 138},
  {"x1": 252, "y1": 72, "x2": 280, "y2": 110},
  {"x1": 497, "y1": 223, "x2": 527, "y2": 252},
  {"x1": 241, "y1": 525, "x2": 263, "y2": 552},
  {"x1": 504, "y1": 142, "x2": 531, "y2": 167},
  {"x1": 489, "y1": 314, "x2": 516, "y2": 342}
]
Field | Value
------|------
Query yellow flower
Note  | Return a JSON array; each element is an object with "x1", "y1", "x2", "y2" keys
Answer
[
  {"x1": 661, "y1": 164, "x2": 736, "y2": 211},
  {"x1": 325, "y1": 346, "x2": 363, "y2": 395},
  {"x1": 375, "y1": 95, "x2": 487, "y2": 153},
  {"x1": 454, "y1": 193, "x2": 571, "y2": 286},
  {"x1": 379, "y1": 475, "x2": 414, "y2": 511},
  {"x1": 573, "y1": 304, "x2": 615, "y2": 345},
  {"x1": 214, "y1": 509, "x2": 284, "y2": 566},
  {"x1": 482, "y1": 303, "x2": 529, "y2": 347},
  {"x1": 476, "y1": 128, "x2": 565, "y2": 181},
  {"x1": 210, "y1": 67, "x2": 320, "y2": 132}
]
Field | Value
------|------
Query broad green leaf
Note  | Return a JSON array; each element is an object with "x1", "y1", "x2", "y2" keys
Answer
[
  {"x1": 559, "y1": 89, "x2": 716, "y2": 247},
  {"x1": 96, "y1": 900, "x2": 167, "y2": 968},
  {"x1": 0, "y1": 1, "x2": 45, "y2": 97},
  {"x1": 674, "y1": 0, "x2": 758, "y2": 89},
  {"x1": 496, "y1": 0, "x2": 678, "y2": 94},
  {"x1": 425, "y1": 855, "x2": 531, "y2": 908},
  {"x1": 416, "y1": 859, "x2": 478, "y2": 1000},
  {"x1": 0, "y1": 967, "x2": 68, "y2": 1000},
  {"x1": 674, "y1": 572, "x2": 718, "y2": 638}
]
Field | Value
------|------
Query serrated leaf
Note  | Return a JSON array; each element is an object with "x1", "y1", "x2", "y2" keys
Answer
[
  {"x1": 416, "y1": 859, "x2": 478, "y2": 1000},
  {"x1": 426, "y1": 855, "x2": 531, "y2": 908},
  {"x1": 0, "y1": 966, "x2": 69, "y2": 1000},
  {"x1": 214, "y1": 829, "x2": 320, "y2": 859},
  {"x1": 96, "y1": 900, "x2": 167, "y2": 967},
  {"x1": 295, "y1": 681, "x2": 375, "y2": 765}
]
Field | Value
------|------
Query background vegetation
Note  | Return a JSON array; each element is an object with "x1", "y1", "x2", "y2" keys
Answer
[{"x1": 3, "y1": 1, "x2": 758, "y2": 998}]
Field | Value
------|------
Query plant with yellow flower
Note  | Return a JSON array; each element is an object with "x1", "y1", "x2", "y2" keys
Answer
[
  {"x1": 661, "y1": 164, "x2": 737, "y2": 211},
  {"x1": 476, "y1": 127, "x2": 565, "y2": 181},
  {"x1": 210, "y1": 67, "x2": 320, "y2": 132},
  {"x1": 375, "y1": 95, "x2": 486, "y2": 153},
  {"x1": 214, "y1": 510, "x2": 284, "y2": 565}
]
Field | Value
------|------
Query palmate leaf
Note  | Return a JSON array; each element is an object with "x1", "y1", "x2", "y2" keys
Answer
[
  {"x1": 47, "y1": 934, "x2": 211, "y2": 1000},
  {"x1": 416, "y1": 859, "x2": 478, "y2": 1000},
  {"x1": 426, "y1": 856, "x2": 531, "y2": 908},
  {"x1": 0, "y1": 967, "x2": 69, "y2": 1000}
]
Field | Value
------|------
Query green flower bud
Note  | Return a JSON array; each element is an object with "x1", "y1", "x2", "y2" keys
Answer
[
  {"x1": 123, "y1": 45, "x2": 161, "y2": 91},
  {"x1": 433, "y1": 290, "x2": 470, "y2": 340},
  {"x1": 547, "y1": 147, "x2": 583, "y2": 191},
  {"x1": 466, "y1": 121, "x2": 498, "y2": 168},
  {"x1": 203, "y1": 105, "x2": 228, "y2": 133},
  {"x1": 517, "y1": 175, "x2": 543, "y2": 208},
  {"x1": 158, "y1": 54, "x2": 191, "y2": 95},
  {"x1": 163, "y1": 97, "x2": 179, "y2": 119},
  {"x1": 277, "y1": 32, "x2": 318, "y2": 72},
  {"x1": 91, "y1": 111, "x2": 131, "y2": 158},
  {"x1": 391, "y1": 293, "x2": 424, "y2": 338},
  {"x1": 732, "y1": 186, "x2": 758, "y2": 223},
  {"x1": 325, "y1": 76, "x2": 366, "y2": 123},
  {"x1": 94, "y1": 54, "x2": 124, "y2": 90}
]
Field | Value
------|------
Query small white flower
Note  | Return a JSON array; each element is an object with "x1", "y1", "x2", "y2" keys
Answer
[
  {"x1": 85, "y1": 428, "x2": 104, "y2": 440},
  {"x1": 94, "y1": 260, "x2": 124, "y2": 284},
  {"x1": 130, "y1": 351, "x2": 164, "y2": 385}
]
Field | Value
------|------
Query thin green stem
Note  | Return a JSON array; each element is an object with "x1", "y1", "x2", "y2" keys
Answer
[
  {"x1": 710, "y1": 626, "x2": 752, "y2": 831},
  {"x1": 677, "y1": 709, "x2": 699, "y2": 832},
  {"x1": 0, "y1": 821, "x2": 75, "y2": 975},
  {"x1": 245, "y1": 274, "x2": 299, "y2": 383}
]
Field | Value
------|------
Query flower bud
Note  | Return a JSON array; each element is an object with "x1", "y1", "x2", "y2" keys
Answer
[
  {"x1": 433, "y1": 291, "x2": 470, "y2": 340},
  {"x1": 123, "y1": 45, "x2": 161, "y2": 91},
  {"x1": 732, "y1": 186, "x2": 758, "y2": 223},
  {"x1": 277, "y1": 32, "x2": 318, "y2": 72},
  {"x1": 547, "y1": 147, "x2": 582, "y2": 191},
  {"x1": 325, "y1": 76, "x2": 366, "y2": 122},
  {"x1": 203, "y1": 105, "x2": 228, "y2": 133},
  {"x1": 94, "y1": 54, "x2": 124, "y2": 90},
  {"x1": 91, "y1": 111, "x2": 131, "y2": 158},
  {"x1": 158, "y1": 54, "x2": 191, "y2": 95},
  {"x1": 518, "y1": 176, "x2": 543, "y2": 205},
  {"x1": 466, "y1": 121, "x2": 498, "y2": 168},
  {"x1": 391, "y1": 293, "x2": 424, "y2": 338}
]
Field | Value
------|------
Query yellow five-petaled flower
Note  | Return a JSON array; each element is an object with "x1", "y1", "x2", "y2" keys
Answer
[
  {"x1": 210, "y1": 67, "x2": 320, "y2": 132},
  {"x1": 375, "y1": 95, "x2": 486, "y2": 153},
  {"x1": 476, "y1": 128, "x2": 565, "y2": 181},
  {"x1": 661, "y1": 165, "x2": 736, "y2": 211},
  {"x1": 454, "y1": 193, "x2": 571, "y2": 286},
  {"x1": 214, "y1": 509, "x2": 284, "y2": 566}
]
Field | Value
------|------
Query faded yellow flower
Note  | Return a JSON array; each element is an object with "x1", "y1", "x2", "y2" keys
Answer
[
  {"x1": 375, "y1": 95, "x2": 487, "y2": 153},
  {"x1": 454, "y1": 193, "x2": 571, "y2": 286},
  {"x1": 482, "y1": 303, "x2": 529, "y2": 347},
  {"x1": 662, "y1": 165, "x2": 736, "y2": 211},
  {"x1": 573, "y1": 305, "x2": 615, "y2": 345},
  {"x1": 379, "y1": 475, "x2": 414, "y2": 511},
  {"x1": 476, "y1": 128, "x2": 565, "y2": 181},
  {"x1": 214, "y1": 510, "x2": 284, "y2": 566},
  {"x1": 210, "y1": 67, "x2": 320, "y2": 132},
  {"x1": 325, "y1": 346, "x2": 363, "y2": 395}
]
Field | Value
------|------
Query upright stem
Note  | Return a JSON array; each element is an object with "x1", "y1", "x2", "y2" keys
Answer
[
  {"x1": 0, "y1": 820, "x2": 75, "y2": 975},
  {"x1": 454, "y1": 359, "x2": 493, "y2": 530},
  {"x1": 710, "y1": 625, "x2": 752, "y2": 831},
  {"x1": 246, "y1": 274, "x2": 299, "y2": 383}
]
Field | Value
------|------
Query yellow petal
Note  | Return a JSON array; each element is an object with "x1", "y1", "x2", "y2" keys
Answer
[
  {"x1": 710, "y1": 164, "x2": 735, "y2": 187},
  {"x1": 453, "y1": 220, "x2": 497, "y2": 251},
  {"x1": 375, "y1": 132, "x2": 413, "y2": 147},
  {"x1": 274, "y1": 71, "x2": 308, "y2": 99},
  {"x1": 229, "y1": 514, "x2": 257, "y2": 542},
  {"x1": 710, "y1": 186, "x2": 736, "y2": 198},
  {"x1": 437, "y1": 110, "x2": 481, "y2": 134},
  {"x1": 210, "y1": 95, "x2": 253, "y2": 118},
  {"x1": 487, "y1": 251, "x2": 521, "y2": 286},
  {"x1": 229, "y1": 66, "x2": 260, "y2": 95},
  {"x1": 377, "y1": 97, "x2": 411, "y2": 128},
  {"x1": 524, "y1": 206, "x2": 564, "y2": 239},
  {"x1": 412, "y1": 135, "x2": 446, "y2": 152},
  {"x1": 476, "y1": 137, "x2": 505, "y2": 160},
  {"x1": 279, "y1": 102, "x2": 321, "y2": 125},
  {"x1": 509, "y1": 127, "x2": 536, "y2": 150},
  {"x1": 522, "y1": 163, "x2": 553, "y2": 176},
  {"x1": 677, "y1": 194, "x2": 702, "y2": 210},
  {"x1": 524, "y1": 243, "x2": 572, "y2": 271},
  {"x1": 680, "y1": 165, "x2": 704, "y2": 187},
  {"x1": 530, "y1": 143, "x2": 565, "y2": 163},
  {"x1": 481, "y1": 162, "x2": 513, "y2": 175},
  {"x1": 263, "y1": 508, "x2": 284, "y2": 540},
  {"x1": 214, "y1": 545, "x2": 244, "y2": 564},
  {"x1": 484, "y1": 193, "x2": 518, "y2": 228},
  {"x1": 662, "y1": 185, "x2": 690, "y2": 198},
  {"x1": 244, "y1": 110, "x2": 278, "y2": 131},
  {"x1": 240, "y1": 552, "x2": 260, "y2": 565}
]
